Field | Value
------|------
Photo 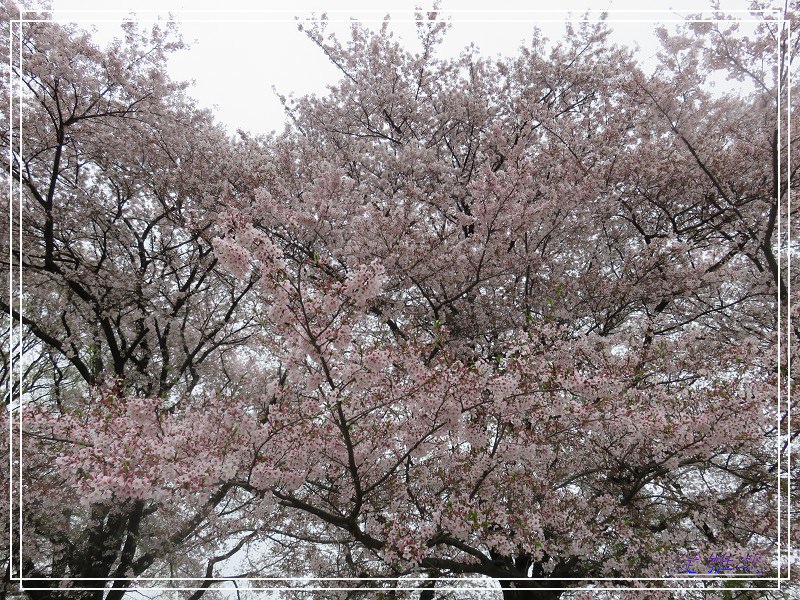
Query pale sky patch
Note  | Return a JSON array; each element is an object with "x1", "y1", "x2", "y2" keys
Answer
[{"x1": 38, "y1": 0, "x2": 764, "y2": 134}]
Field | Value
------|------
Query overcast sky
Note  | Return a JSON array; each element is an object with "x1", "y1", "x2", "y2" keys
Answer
[{"x1": 37, "y1": 0, "x2": 767, "y2": 135}]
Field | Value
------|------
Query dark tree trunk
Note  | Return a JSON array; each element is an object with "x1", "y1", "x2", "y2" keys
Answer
[
  {"x1": 19, "y1": 502, "x2": 143, "y2": 600},
  {"x1": 499, "y1": 580, "x2": 562, "y2": 600}
]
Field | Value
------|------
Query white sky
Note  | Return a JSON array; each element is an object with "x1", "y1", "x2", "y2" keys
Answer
[{"x1": 38, "y1": 0, "x2": 767, "y2": 135}]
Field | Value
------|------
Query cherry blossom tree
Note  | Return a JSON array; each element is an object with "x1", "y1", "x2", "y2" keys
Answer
[
  {"x1": 1, "y1": 2, "x2": 276, "y2": 597},
  {"x1": 4, "y1": 1, "x2": 799, "y2": 599},
  {"x1": 203, "y1": 4, "x2": 797, "y2": 597}
]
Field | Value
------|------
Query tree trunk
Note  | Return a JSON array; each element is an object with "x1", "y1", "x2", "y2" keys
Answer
[{"x1": 499, "y1": 580, "x2": 562, "y2": 600}]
